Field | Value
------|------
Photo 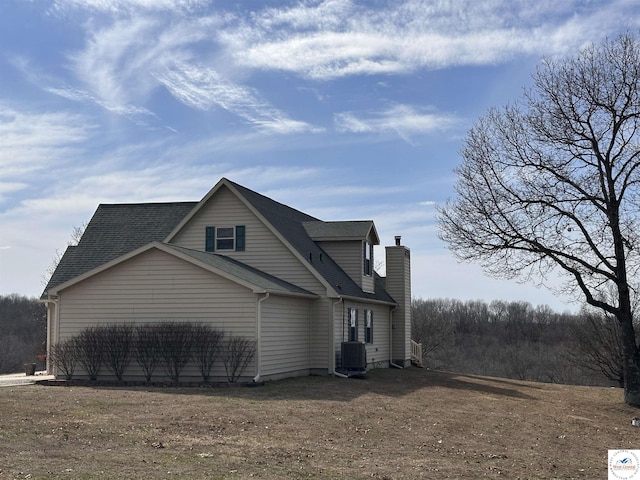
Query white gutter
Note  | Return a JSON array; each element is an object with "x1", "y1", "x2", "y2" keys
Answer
[
  {"x1": 389, "y1": 305, "x2": 403, "y2": 369},
  {"x1": 330, "y1": 297, "x2": 348, "y2": 378},
  {"x1": 253, "y1": 292, "x2": 270, "y2": 383}
]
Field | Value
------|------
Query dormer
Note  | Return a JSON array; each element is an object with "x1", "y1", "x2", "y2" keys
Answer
[{"x1": 303, "y1": 220, "x2": 379, "y2": 293}]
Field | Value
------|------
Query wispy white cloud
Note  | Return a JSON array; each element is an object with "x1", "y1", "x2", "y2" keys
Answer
[
  {"x1": 0, "y1": 105, "x2": 95, "y2": 177},
  {"x1": 53, "y1": 0, "x2": 207, "y2": 14},
  {"x1": 50, "y1": 13, "x2": 318, "y2": 134},
  {"x1": 335, "y1": 104, "x2": 459, "y2": 142},
  {"x1": 222, "y1": 0, "x2": 640, "y2": 79},
  {"x1": 156, "y1": 62, "x2": 318, "y2": 134},
  {"x1": 47, "y1": 86, "x2": 153, "y2": 117},
  {"x1": 67, "y1": 16, "x2": 200, "y2": 114},
  {"x1": 41, "y1": 0, "x2": 640, "y2": 133}
]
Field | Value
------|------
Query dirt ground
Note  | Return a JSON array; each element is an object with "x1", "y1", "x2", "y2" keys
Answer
[{"x1": 0, "y1": 368, "x2": 637, "y2": 479}]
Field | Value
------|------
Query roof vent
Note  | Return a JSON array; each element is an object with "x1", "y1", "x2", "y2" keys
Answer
[{"x1": 395, "y1": 235, "x2": 401, "y2": 246}]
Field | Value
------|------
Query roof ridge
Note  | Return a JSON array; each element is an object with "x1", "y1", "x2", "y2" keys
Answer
[
  {"x1": 96, "y1": 201, "x2": 198, "y2": 207},
  {"x1": 225, "y1": 178, "x2": 320, "y2": 222}
]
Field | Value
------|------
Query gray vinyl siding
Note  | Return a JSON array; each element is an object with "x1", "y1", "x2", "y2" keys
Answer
[
  {"x1": 56, "y1": 248, "x2": 257, "y2": 381},
  {"x1": 58, "y1": 248, "x2": 256, "y2": 338},
  {"x1": 308, "y1": 298, "x2": 331, "y2": 372},
  {"x1": 386, "y1": 247, "x2": 411, "y2": 363},
  {"x1": 317, "y1": 240, "x2": 375, "y2": 291},
  {"x1": 171, "y1": 185, "x2": 325, "y2": 294},
  {"x1": 260, "y1": 295, "x2": 311, "y2": 377},
  {"x1": 333, "y1": 301, "x2": 391, "y2": 369}
]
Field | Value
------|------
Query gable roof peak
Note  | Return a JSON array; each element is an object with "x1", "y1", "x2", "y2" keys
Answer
[{"x1": 303, "y1": 220, "x2": 379, "y2": 244}]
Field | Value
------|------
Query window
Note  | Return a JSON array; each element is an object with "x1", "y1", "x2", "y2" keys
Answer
[
  {"x1": 348, "y1": 308, "x2": 358, "y2": 342},
  {"x1": 216, "y1": 227, "x2": 235, "y2": 250},
  {"x1": 365, "y1": 309, "x2": 373, "y2": 343},
  {"x1": 205, "y1": 226, "x2": 245, "y2": 252},
  {"x1": 363, "y1": 241, "x2": 373, "y2": 276}
]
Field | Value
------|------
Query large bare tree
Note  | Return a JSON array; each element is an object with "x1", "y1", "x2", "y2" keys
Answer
[{"x1": 438, "y1": 33, "x2": 640, "y2": 406}]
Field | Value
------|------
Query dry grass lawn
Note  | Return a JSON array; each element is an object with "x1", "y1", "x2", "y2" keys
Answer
[{"x1": 0, "y1": 368, "x2": 637, "y2": 479}]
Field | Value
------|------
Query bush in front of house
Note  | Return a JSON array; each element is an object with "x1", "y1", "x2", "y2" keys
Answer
[
  {"x1": 74, "y1": 326, "x2": 105, "y2": 380},
  {"x1": 154, "y1": 322, "x2": 197, "y2": 382},
  {"x1": 134, "y1": 324, "x2": 160, "y2": 382},
  {"x1": 49, "y1": 322, "x2": 253, "y2": 383},
  {"x1": 49, "y1": 338, "x2": 78, "y2": 380},
  {"x1": 102, "y1": 323, "x2": 133, "y2": 381},
  {"x1": 222, "y1": 336, "x2": 256, "y2": 383},
  {"x1": 193, "y1": 324, "x2": 224, "y2": 383}
]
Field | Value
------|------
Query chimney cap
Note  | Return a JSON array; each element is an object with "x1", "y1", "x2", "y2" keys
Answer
[{"x1": 394, "y1": 235, "x2": 401, "y2": 246}]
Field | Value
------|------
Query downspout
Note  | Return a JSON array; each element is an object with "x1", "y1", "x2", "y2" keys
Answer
[
  {"x1": 331, "y1": 297, "x2": 348, "y2": 378},
  {"x1": 253, "y1": 292, "x2": 269, "y2": 383},
  {"x1": 389, "y1": 305, "x2": 403, "y2": 369}
]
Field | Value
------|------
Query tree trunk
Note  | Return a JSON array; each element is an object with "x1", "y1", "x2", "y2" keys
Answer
[{"x1": 619, "y1": 311, "x2": 640, "y2": 406}]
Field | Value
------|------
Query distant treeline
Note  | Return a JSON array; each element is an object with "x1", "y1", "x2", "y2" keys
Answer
[
  {"x1": 0, "y1": 294, "x2": 46, "y2": 373},
  {"x1": 0, "y1": 293, "x2": 626, "y2": 386},
  {"x1": 412, "y1": 298, "x2": 626, "y2": 387}
]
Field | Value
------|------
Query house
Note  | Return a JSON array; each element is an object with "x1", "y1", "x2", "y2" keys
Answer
[{"x1": 41, "y1": 178, "x2": 412, "y2": 382}]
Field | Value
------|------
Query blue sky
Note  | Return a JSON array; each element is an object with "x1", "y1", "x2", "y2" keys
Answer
[{"x1": 1, "y1": 0, "x2": 639, "y2": 311}]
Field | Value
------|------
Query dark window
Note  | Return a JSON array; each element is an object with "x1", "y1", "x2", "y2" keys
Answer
[
  {"x1": 216, "y1": 227, "x2": 234, "y2": 250},
  {"x1": 348, "y1": 308, "x2": 358, "y2": 342},
  {"x1": 205, "y1": 226, "x2": 246, "y2": 252},
  {"x1": 365, "y1": 309, "x2": 373, "y2": 343},
  {"x1": 364, "y1": 242, "x2": 373, "y2": 276}
]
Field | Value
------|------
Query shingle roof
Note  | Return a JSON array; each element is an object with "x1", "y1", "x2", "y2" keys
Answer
[
  {"x1": 303, "y1": 220, "x2": 377, "y2": 242},
  {"x1": 226, "y1": 180, "x2": 394, "y2": 304},
  {"x1": 42, "y1": 202, "x2": 196, "y2": 297},
  {"x1": 43, "y1": 179, "x2": 395, "y2": 305},
  {"x1": 165, "y1": 244, "x2": 316, "y2": 297}
]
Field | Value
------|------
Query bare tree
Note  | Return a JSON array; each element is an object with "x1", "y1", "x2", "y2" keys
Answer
[
  {"x1": 438, "y1": 33, "x2": 640, "y2": 405},
  {"x1": 42, "y1": 222, "x2": 87, "y2": 287},
  {"x1": 568, "y1": 308, "x2": 625, "y2": 387},
  {"x1": 411, "y1": 298, "x2": 455, "y2": 363},
  {"x1": 0, "y1": 334, "x2": 29, "y2": 374}
]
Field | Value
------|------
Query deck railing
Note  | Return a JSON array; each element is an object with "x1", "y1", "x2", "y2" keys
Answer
[{"x1": 411, "y1": 339, "x2": 423, "y2": 367}]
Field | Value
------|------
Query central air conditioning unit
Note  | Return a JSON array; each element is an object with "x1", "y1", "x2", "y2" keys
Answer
[{"x1": 341, "y1": 341, "x2": 367, "y2": 371}]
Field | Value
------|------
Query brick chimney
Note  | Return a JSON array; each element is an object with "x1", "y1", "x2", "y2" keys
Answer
[{"x1": 385, "y1": 235, "x2": 411, "y2": 366}]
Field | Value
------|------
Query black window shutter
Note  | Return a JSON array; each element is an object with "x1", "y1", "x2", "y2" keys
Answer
[
  {"x1": 235, "y1": 225, "x2": 245, "y2": 251},
  {"x1": 205, "y1": 226, "x2": 215, "y2": 252}
]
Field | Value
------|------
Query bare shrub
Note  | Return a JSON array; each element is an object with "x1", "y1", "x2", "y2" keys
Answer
[
  {"x1": 193, "y1": 325, "x2": 224, "y2": 382},
  {"x1": 49, "y1": 339, "x2": 77, "y2": 380},
  {"x1": 134, "y1": 324, "x2": 160, "y2": 382},
  {"x1": 74, "y1": 327, "x2": 104, "y2": 380},
  {"x1": 102, "y1": 324, "x2": 133, "y2": 381},
  {"x1": 222, "y1": 336, "x2": 255, "y2": 383},
  {"x1": 155, "y1": 322, "x2": 196, "y2": 382}
]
